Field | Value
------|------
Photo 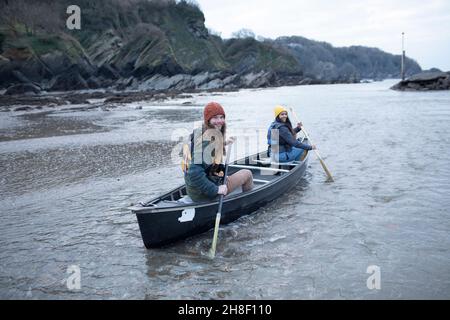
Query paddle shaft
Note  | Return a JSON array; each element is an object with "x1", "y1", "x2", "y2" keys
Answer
[
  {"x1": 289, "y1": 107, "x2": 334, "y2": 182},
  {"x1": 209, "y1": 143, "x2": 233, "y2": 259},
  {"x1": 299, "y1": 126, "x2": 325, "y2": 165}
]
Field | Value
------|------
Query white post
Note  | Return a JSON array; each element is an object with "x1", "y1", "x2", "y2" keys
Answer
[{"x1": 401, "y1": 32, "x2": 405, "y2": 81}]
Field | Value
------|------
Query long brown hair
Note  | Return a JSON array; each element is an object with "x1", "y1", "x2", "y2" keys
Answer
[
  {"x1": 202, "y1": 121, "x2": 227, "y2": 168},
  {"x1": 276, "y1": 115, "x2": 296, "y2": 137}
]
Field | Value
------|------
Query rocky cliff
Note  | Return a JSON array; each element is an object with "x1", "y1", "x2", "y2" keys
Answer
[{"x1": 0, "y1": 0, "x2": 423, "y2": 95}]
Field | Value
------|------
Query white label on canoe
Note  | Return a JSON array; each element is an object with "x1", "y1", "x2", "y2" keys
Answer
[{"x1": 178, "y1": 208, "x2": 195, "y2": 223}]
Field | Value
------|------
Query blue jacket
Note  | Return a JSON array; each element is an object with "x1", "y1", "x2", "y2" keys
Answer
[
  {"x1": 184, "y1": 128, "x2": 222, "y2": 202},
  {"x1": 267, "y1": 120, "x2": 312, "y2": 154}
]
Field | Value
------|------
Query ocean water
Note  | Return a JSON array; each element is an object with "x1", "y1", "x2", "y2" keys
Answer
[{"x1": 1, "y1": 80, "x2": 449, "y2": 299}]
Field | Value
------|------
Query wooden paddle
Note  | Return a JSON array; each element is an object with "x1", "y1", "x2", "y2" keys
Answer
[
  {"x1": 208, "y1": 142, "x2": 233, "y2": 259},
  {"x1": 289, "y1": 107, "x2": 334, "y2": 182}
]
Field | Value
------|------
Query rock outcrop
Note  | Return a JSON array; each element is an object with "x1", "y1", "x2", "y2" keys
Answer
[{"x1": 391, "y1": 71, "x2": 450, "y2": 91}]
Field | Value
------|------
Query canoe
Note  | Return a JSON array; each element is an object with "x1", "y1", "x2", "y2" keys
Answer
[{"x1": 130, "y1": 144, "x2": 310, "y2": 248}]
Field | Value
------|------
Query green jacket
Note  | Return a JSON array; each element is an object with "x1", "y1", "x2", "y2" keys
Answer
[{"x1": 184, "y1": 128, "x2": 223, "y2": 202}]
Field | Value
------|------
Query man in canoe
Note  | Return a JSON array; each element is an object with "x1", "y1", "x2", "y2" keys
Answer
[
  {"x1": 267, "y1": 105, "x2": 316, "y2": 163},
  {"x1": 183, "y1": 102, "x2": 254, "y2": 202}
]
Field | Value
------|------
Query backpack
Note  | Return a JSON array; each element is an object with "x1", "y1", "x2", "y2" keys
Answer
[
  {"x1": 181, "y1": 129, "x2": 225, "y2": 176},
  {"x1": 267, "y1": 121, "x2": 283, "y2": 145},
  {"x1": 181, "y1": 131, "x2": 195, "y2": 174}
]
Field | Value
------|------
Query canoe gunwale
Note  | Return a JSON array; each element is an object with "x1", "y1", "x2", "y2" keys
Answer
[{"x1": 130, "y1": 150, "x2": 309, "y2": 215}]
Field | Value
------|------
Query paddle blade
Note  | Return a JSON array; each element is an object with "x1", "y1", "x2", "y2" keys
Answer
[
  {"x1": 208, "y1": 213, "x2": 221, "y2": 259},
  {"x1": 319, "y1": 159, "x2": 334, "y2": 182},
  {"x1": 290, "y1": 106, "x2": 334, "y2": 182}
]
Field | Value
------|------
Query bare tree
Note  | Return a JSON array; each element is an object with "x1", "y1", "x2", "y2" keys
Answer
[
  {"x1": 0, "y1": 0, "x2": 24, "y2": 36},
  {"x1": 176, "y1": 0, "x2": 200, "y2": 9},
  {"x1": 0, "y1": 0, "x2": 63, "y2": 36},
  {"x1": 231, "y1": 28, "x2": 256, "y2": 39},
  {"x1": 256, "y1": 35, "x2": 269, "y2": 42},
  {"x1": 208, "y1": 28, "x2": 222, "y2": 37}
]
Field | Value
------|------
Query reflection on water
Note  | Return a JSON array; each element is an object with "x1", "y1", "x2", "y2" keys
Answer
[
  {"x1": 0, "y1": 141, "x2": 176, "y2": 197},
  {"x1": 0, "y1": 80, "x2": 449, "y2": 299}
]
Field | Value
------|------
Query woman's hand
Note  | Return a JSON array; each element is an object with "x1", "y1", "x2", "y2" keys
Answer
[
  {"x1": 311, "y1": 145, "x2": 317, "y2": 150},
  {"x1": 218, "y1": 185, "x2": 228, "y2": 195},
  {"x1": 226, "y1": 136, "x2": 236, "y2": 145},
  {"x1": 213, "y1": 171, "x2": 224, "y2": 177}
]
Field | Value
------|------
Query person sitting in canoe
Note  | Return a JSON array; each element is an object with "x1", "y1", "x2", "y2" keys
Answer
[
  {"x1": 183, "y1": 102, "x2": 254, "y2": 202},
  {"x1": 267, "y1": 105, "x2": 316, "y2": 163}
]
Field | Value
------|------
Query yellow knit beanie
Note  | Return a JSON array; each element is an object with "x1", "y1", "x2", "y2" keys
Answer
[{"x1": 274, "y1": 105, "x2": 288, "y2": 118}]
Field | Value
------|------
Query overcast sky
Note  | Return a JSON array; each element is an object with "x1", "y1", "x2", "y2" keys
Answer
[{"x1": 195, "y1": 0, "x2": 450, "y2": 71}]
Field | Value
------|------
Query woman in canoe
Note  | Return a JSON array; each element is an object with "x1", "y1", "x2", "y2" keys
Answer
[
  {"x1": 267, "y1": 105, "x2": 316, "y2": 163},
  {"x1": 183, "y1": 102, "x2": 254, "y2": 202}
]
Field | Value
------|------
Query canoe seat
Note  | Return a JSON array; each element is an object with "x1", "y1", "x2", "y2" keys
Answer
[
  {"x1": 255, "y1": 158, "x2": 300, "y2": 166},
  {"x1": 253, "y1": 179, "x2": 270, "y2": 184},
  {"x1": 255, "y1": 158, "x2": 272, "y2": 165},
  {"x1": 138, "y1": 202, "x2": 157, "y2": 207},
  {"x1": 178, "y1": 195, "x2": 194, "y2": 204},
  {"x1": 159, "y1": 195, "x2": 195, "y2": 206}
]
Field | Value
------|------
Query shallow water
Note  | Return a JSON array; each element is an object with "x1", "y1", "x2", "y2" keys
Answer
[{"x1": 1, "y1": 80, "x2": 449, "y2": 299}]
